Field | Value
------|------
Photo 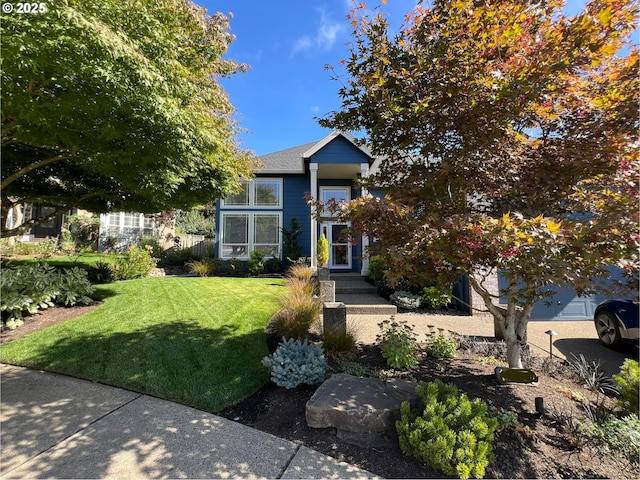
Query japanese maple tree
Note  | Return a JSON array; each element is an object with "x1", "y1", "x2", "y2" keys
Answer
[{"x1": 319, "y1": 0, "x2": 639, "y2": 367}]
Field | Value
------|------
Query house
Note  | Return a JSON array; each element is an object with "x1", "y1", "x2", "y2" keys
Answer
[{"x1": 215, "y1": 130, "x2": 376, "y2": 275}]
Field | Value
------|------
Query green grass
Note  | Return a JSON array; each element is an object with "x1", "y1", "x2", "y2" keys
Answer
[
  {"x1": 0, "y1": 277, "x2": 285, "y2": 413},
  {"x1": 1, "y1": 252, "x2": 117, "y2": 268}
]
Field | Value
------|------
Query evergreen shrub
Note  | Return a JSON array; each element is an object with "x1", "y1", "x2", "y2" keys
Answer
[
  {"x1": 396, "y1": 380, "x2": 498, "y2": 479},
  {"x1": 262, "y1": 337, "x2": 327, "y2": 388}
]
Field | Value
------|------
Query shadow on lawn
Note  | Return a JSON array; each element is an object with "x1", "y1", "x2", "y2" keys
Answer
[{"x1": 17, "y1": 320, "x2": 270, "y2": 414}]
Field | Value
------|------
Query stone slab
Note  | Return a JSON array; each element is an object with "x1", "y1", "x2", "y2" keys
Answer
[{"x1": 306, "y1": 373, "x2": 419, "y2": 446}]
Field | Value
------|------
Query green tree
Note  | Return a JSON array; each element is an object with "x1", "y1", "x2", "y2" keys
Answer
[
  {"x1": 1, "y1": 0, "x2": 256, "y2": 237},
  {"x1": 319, "y1": 0, "x2": 639, "y2": 368}
]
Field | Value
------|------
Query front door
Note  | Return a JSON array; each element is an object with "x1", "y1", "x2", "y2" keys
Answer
[{"x1": 323, "y1": 223, "x2": 351, "y2": 269}]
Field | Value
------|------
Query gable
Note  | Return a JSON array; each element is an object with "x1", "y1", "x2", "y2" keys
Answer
[{"x1": 304, "y1": 134, "x2": 374, "y2": 166}]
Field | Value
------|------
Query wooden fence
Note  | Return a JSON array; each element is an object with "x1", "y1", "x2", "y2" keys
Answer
[{"x1": 175, "y1": 234, "x2": 215, "y2": 258}]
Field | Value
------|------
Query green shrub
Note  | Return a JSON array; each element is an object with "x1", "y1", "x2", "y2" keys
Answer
[
  {"x1": 422, "y1": 285, "x2": 453, "y2": 309},
  {"x1": 54, "y1": 267, "x2": 95, "y2": 306},
  {"x1": 62, "y1": 214, "x2": 100, "y2": 251},
  {"x1": 390, "y1": 290, "x2": 422, "y2": 310},
  {"x1": 1, "y1": 262, "x2": 95, "y2": 328},
  {"x1": 613, "y1": 359, "x2": 639, "y2": 416},
  {"x1": 589, "y1": 414, "x2": 640, "y2": 466},
  {"x1": 377, "y1": 317, "x2": 419, "y2": 369},
  {"x1": 317, "y1": 234, "x2": 329, "y2": 267},
  {"x1": 282, "y1": 217, "x2": 303, "y2": 263},
  {"x1": 87, "y1": 260, "x2": 116, "y2": 284},
  {"x1": 138, "y1": 236, "x2": 164, "y2": 258},
  {"x1": 262, "y1": 337, "x2": 327, "y2": 388},
  {"x1": 157, "y1": 248, "x2": 195, "y2": 267},
  {"x1": 396, "y1": 380, "x2": 498, "y2": 479},
  {"x1": 265, "y1": 257, "x2": 282, "y2": 273},
  {"x1": 248, "y1": 250, "x2": 265, "y2": 276},
  {"x1": 426, "y1": 326, "x2": 459, "y2": 358},
  {"x1": 113, "y1": 245, "x2": 157, "y2": 280},
  {"x1": 227, "y1": 257, "x2": 243, "y2": 275}
]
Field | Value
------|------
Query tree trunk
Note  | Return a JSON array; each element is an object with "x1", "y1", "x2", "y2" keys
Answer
[{"x1": 468, "y1": 275, "x2": 533, "y2": 368}]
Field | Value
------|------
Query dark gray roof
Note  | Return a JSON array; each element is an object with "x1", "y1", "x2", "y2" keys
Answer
[{"x1": 257, "y1": 141, "x2": 316, "y2": 173}]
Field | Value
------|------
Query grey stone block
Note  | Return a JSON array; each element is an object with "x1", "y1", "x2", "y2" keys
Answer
[
  {"x1": 323, "y1": 302, "x2": 346, "y2": 333},
  {"x1": 319, "y1": 280, "x2": 335, "y2": 303},
  {"x1": 305, "y1": 373, "x2": 419, "y2": 447}
]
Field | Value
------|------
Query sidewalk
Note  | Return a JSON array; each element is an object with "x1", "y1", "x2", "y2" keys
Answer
[{"x1": 0, "y1": 364, "x2": 377, "y2": 479}]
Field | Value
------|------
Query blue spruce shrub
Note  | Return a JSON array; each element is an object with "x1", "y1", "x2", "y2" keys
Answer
[{"x1": 262, "y1": 337, "x2": 328, "y2": 388}]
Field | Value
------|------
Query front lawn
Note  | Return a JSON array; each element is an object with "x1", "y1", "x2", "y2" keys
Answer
[{"x1": 0, "y1": 277, "x2": 285, "y2": 412}]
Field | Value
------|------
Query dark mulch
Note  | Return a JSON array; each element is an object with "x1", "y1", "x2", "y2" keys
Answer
[{"x1": 3, "y1": 306, "x2": 637, "y2": 479}]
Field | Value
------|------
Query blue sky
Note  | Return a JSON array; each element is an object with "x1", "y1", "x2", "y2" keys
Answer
[
  {"x1": 202, "y1": 0, "x2": 409, "y2": 155},
  {"x1": 200, "y1": 1, "x2": 610, "y2": 156}
]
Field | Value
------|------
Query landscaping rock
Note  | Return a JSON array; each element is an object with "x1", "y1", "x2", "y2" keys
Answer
[{"x1": 306, "y1": 373, "x2": 419, "y2": 447}]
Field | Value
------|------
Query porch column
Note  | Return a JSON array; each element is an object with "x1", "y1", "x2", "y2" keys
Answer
[
  {"x1": 310, "y1": 163, "x2": 319, "y2": 269},
  {"x1": 360, "y1": 163, "x2": 370, "y2": 276}
]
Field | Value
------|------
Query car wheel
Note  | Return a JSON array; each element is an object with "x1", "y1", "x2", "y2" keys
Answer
[{"x1": 594, "y1": 310, "x2": 621, "y2": 348}]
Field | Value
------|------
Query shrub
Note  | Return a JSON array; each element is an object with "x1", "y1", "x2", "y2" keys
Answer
[
  {"x1": 589, "y1": 414, "x2": 640, "y2": 466},
  {"x1": 248, "y1": 250, "x2": 265, "y2": 276},
  {"x1": 265, "y1": 257, "x2": 282, "y2": 273},
  {"x1": 138, "y1": 236, "x2": 164, "y2": 258},
  {"x1": 227, "y1": 257, "x2": 243, "y2": 275},
  {"x1": 157, "y1": 248, "x2": 194, "y2": 267},
  {"x1": 390, "y1": 290, "x2": 422, "y2": 310},
  {"x1": 282, "y1": 217, "x2": 303, "y2": 263},
  {"x1": 262, "y1": 337, "x2": 327, "y2": 388},
  {"x1": 613, "y1": 359, "x2": 639, "y2": 416},
  {"x1": 62, "y1": 214, "x2": 100, "y2": 251},
  {"x1": 175, "y1": 208, "x2": 216, "y2": 237},
  {"x1": 54, "y1": 267, "x2": 95, "y2": 306},
  {"x1": 317, "y1": 234, "x2": 329, "y2": 267},
  {"x1": 87, "y1": 260, "x2": 115, "y2": 284},
  {"x1": 426, "y1": 326, "x2": 459, "y2": 358},
  {"x1": 396, "y1": 380, "x2": 498, "y2": 479},
  {"x1": 377, "y1": 317, "x2": 419, "y2": 369},
  {"x1": 1, "y1": 262, "x2": 95, "y2": 328},
  {"x1": 321, "y1": 326, "x2": 357, "y2": 358},
  {"x1": 113, "y1": 245, "x2": 157, "y2": 280},
  {"x1": 367, "y1": 256, "x2": 394, "y2": 298},
  {"x1": 422, "y1": 285, "x2": 453, "y2": 309}
]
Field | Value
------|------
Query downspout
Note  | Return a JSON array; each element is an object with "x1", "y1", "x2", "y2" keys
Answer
[{"x1": 310, "y1": 163, "x2": 318, "y2": 269}]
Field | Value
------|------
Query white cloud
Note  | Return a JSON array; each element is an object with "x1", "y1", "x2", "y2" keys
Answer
[{"x1": 292, "y1": 7, "x2": 345, "y2": 54}]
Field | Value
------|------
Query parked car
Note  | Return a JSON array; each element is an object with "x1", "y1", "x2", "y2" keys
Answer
[{"x1": 594, "y1": 299, "x2": 639, "y2": 348}]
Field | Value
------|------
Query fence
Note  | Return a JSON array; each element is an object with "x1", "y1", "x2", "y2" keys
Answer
[{"x1": 175, "y1": 234, "x2": 215, "y2": 258}]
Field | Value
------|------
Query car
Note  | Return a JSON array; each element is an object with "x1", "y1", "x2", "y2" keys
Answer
[{"x1": 594, "y1": 299, "x2": 639, "y2": 348}]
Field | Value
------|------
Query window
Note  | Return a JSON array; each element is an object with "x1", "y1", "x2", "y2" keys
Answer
[
  {"x1": 221, "y1": 212, "x2": 281, "y2": 259},
  {"x1": 320, "y1": 186, "x2": 350, "y2": 216},
  {"x1": 222, "y1": 179, "x2": 282, "y2": 208}
]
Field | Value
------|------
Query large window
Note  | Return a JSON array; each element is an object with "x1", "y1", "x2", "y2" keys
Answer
[
  {"x1": 223, "y1": 179, "x2": 282, "y2": 208},
  {"x1": 320, "y1": 186, "x2": 350, "y2": 216},
  {"x1": 221, "y1": 212, "x2": 281, "y2": 259}
]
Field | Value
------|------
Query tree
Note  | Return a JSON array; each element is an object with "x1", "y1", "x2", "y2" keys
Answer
[
  {"x1": 318, "y1": 0, "x2": 639, "y2": 368},
  {"x1": 1, "y1": 0, "x2": 256, "y2": 237}
]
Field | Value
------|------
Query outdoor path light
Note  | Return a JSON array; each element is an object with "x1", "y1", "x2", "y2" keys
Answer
[{"x1": 544, "y1": 330, "x2": 558, "y2": 359}]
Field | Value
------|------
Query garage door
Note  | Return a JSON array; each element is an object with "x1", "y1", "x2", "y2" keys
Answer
[{"x1": 529, "y1": 287, "x2": 606, "y2": 321}]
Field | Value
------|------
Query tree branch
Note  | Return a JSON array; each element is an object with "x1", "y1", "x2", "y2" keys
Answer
[{"x1": 1, "y1": 154, "x2": 73, "y2": 190}]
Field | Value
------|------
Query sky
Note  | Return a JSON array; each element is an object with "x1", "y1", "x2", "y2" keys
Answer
[
  {"x1": 199, "y1": 1, "x2": 611, "y2": 156},
  {"x1": 201, "y1": 0, "x2": 411, "y2": 156}
]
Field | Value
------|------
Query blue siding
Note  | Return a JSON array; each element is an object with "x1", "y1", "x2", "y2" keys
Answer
[
  {"x1": 309, "y1": 136, "x2": 372, "y2": 165},
  {"x1": 282, "y1": 174, "x2": 312, "y2": 259}
]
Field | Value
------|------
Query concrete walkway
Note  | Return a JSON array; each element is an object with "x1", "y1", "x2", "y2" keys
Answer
[{"x1": 0, "y1": 364, "x2": 377, "y2": 479}]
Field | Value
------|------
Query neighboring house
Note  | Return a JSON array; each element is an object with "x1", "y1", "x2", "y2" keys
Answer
[
  {"x1": 98, "y1": 212, "x2": 174, "y2": 251},
  {"x1": 215, "y1": 131, "x2": 376, "y2": 275},
  {"x1": 4, "y1": 203, "x2": 83, "y2": 242}
]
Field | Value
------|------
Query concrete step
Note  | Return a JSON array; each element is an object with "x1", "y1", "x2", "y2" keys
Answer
[{"x1": 334, "y1": 293, "x2": 397, "y2": 315}]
